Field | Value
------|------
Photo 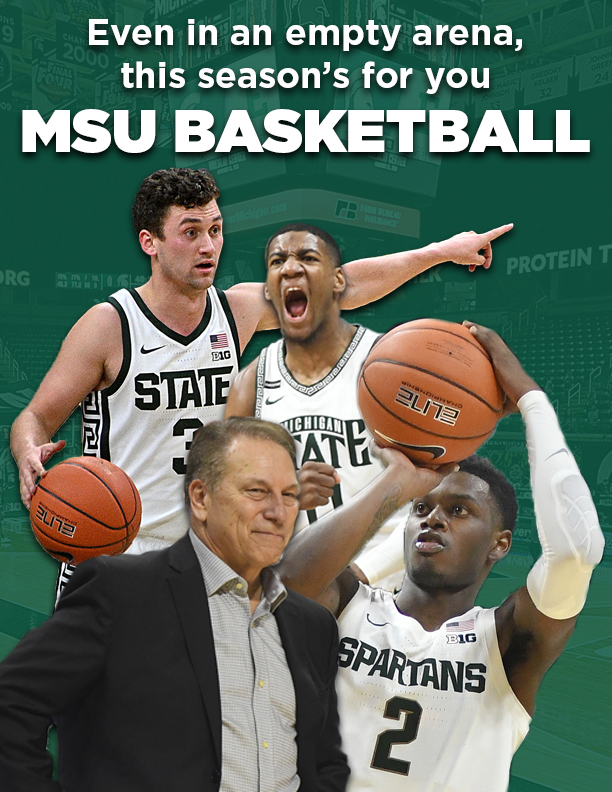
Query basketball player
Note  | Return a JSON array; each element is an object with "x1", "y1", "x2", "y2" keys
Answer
[
  {"x1": 11, "y1": 167, "x2": 509, "y2": 570},
  {"x1": 226, "y1": 224, "x2": 512, "y2": 584},
  {"x1": 277, "y1": 322, "x2": 604, "y2": 791}
]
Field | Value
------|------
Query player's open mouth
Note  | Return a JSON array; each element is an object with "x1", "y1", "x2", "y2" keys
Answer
[
  {"x1": 196, "y1": 261, "x2": 215, "y2": 272},
  {"x1": 415, "y1": 530, "x2": 445, "y2": 554},
  {"x1": 284, "y1": 287, "x2": 308, "y2": 320}
]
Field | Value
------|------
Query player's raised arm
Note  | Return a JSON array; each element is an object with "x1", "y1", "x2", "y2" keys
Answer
[
  {"x1": 465, "y1": 322, "x2": 605, "y2": 713},
  {"x1": 11, "y1": 304, "x2": 120, "y2": 508},
  {"x1": 339, "y1": 224, "x2": 513, "y2": 309},
  {"x1": 277, "y1": 453, "x2": 455, "y2": 615},
  {"x1": 224, "y1": 225, "x2": 513, "y2": 338}
]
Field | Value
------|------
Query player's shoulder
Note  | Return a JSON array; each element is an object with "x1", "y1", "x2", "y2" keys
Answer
[
  {"x1": 68, "y1": 300, "x2": 123, "y2": 341},
  {"x1": 338, "y1": 581, "x2": 393, "y2": 621},
  {"x1": 360, "y1": 325, "x2": 384, "y2": 349},
  {"x1": 223, "y1": 280, "x2": 266, "y2": 314},
  {"x1": 225, "y1": 356, "x2": 259, "y2": 417},
  {"x1": 284, "y1": 586, "x2": 338, "y2": 631}
]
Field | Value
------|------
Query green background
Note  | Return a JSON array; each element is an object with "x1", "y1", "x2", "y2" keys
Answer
[{"x1": 0, "y1": 1, "x2": 610, "y2": 789}]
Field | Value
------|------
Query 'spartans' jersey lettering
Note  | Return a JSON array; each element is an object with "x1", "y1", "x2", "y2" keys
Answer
[
  {"x1": 337, "y1": 585, "x2": 530, "y2": 792},
  {"x1": 256, "y1": 327, "x2": 386, "y2": 531},
  {"x1": 81, "y1": 287, "x2": 240, "y2": 547}
]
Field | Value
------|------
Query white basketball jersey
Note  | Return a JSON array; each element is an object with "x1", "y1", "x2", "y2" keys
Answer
[
  {"x1": 81, "y1": 287, "x2": 240, "y2": 549},
  {"x1": 256, "y1": 327, "x2": 389, "y2": 531},
  {"x1": 337, "y1": 585, "x2": 530, "y2": 792}
]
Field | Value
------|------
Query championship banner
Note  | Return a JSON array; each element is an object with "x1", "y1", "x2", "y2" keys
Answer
[
  {"x1": 576, "y1": 46, "x2": 612, "y2": 92},
  {"x1": 473, "y1": 74, "x2": 520, "y2": 117},
  {"x1": 522, "y1": 58, "x2": 573, "y2": 106}
]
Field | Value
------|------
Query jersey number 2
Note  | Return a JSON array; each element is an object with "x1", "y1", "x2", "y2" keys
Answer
[{"x1": 371, "y1": 696, "x2": 422, "y2": 775}]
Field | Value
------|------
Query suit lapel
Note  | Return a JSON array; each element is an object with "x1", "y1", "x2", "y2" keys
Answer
[
  {"x1": 167, "y1": 537, "x2": 222, "y2": 765},
  {"x1": 275, "y1": 596, "x2": 315, "y2": 766}
]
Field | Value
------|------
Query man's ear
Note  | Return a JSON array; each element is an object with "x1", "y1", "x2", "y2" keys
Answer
[
  {"x1": 489, "y1": 529, "x2": 512, "y2": 563},
  {"x1": 264, "y1": 280, "x2": 271, "y2": 301},
  {"x1": 189, "y1": 479, "x2": 209, "y2": 523},
  {"x1": 333, "y1": 266, "x2": 346, "y2": 298},
  {"x1": 139, "y1": 229, "x2": 157, "y2": 258}
]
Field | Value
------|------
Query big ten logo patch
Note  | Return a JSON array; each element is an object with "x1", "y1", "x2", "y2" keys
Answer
[
  {"x1": 446, "y1": 633, "x2": 477, "y2": 645},
  {"x1": 212, "y1": 349, "x2": 232, "y2": 361}
]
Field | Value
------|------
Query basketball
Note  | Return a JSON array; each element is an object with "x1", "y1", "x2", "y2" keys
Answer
[
  {"x1": 30, "y1": 457, "x2": 142, "y2": 564},
  {"x1": 358, "y1": 319, "x2": 503, "y2": 464}
]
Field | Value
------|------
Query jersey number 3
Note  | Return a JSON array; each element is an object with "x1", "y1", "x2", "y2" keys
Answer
[
  {"x1": 172, "y1": 418, "x2": 204, "y2": 474},
  {"x1": 371, "y1": 696, "x2": 423, "y2": 775}
]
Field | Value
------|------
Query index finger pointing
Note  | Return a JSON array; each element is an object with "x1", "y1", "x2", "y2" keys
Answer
[{"x1": 480, "y1": 223, "x2": 514, "y2": 243}]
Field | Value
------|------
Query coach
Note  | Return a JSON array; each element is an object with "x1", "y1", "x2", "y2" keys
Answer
[{"x1": 0, "y1": 419, "x2": 348, "y2": 792}]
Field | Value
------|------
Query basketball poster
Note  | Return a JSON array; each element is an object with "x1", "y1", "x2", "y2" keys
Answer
[{"x1": 0, "y1": 1, "x2": 610, "y2": 790}]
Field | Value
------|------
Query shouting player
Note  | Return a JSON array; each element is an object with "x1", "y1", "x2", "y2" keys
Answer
[
  {"x1": 278, "y1": 322, "x2": 604, "y2": 791},
  {"x1": 226, "y1": 224, "x2": 511, "y2": 584},
  {"x1": 11, "y1": 166, "x2": 510, "y2": 593}
]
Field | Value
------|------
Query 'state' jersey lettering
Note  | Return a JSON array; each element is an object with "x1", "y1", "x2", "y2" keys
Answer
[
  {"x1": 81, "y1": 287, "x2": 240, "y2": 548},
  {"x1": 256, "y1": 327, "x2": 384, "y2": 531},
  {"x1": 337, "y1": 585, "x2": 530, "y2": 792}
]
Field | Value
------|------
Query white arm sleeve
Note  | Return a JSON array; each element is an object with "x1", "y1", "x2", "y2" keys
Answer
[
  {"x1": 521, "y1": 390, "x2": 604, "y2": 619},
  {"x1": 354, "y1": 513, "x2": 407, "y2": 585}
]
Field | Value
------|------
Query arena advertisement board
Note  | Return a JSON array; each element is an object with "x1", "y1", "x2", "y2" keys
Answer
[{"x1": 0, "y1": 1, "x2": 610, "y2": 789}]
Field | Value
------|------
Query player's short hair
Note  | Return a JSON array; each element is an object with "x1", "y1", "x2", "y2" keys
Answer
[
  {"x1": 184, "y1": 418, "x2": 296, "y2": 501},
  {"x1": 132, "y1": 168, "x2": 220, "y2": 239},
  {"x1": 457, "y1": 455, "x2": 518, "y2": 534},
  {"x1": 265, "y1": 224, "x2": 342, "y2": 268}
]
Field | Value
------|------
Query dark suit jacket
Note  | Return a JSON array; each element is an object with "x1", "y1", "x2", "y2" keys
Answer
[{"x1": 0, "y1": 535, "x2": 348, "y2": 792}]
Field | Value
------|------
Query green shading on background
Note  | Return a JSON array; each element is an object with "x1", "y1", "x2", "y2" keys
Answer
[{"x1": 0, "y1": 1, "x2": 610, "y2": 789}]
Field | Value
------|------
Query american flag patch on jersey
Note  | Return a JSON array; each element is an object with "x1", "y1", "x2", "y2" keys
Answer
[
  {"x1": 446, "y1": 619, "x2": 475, "y2": 632},
  {"x1": 210, "y1": 333, "x2": 228, "y2": 349}
]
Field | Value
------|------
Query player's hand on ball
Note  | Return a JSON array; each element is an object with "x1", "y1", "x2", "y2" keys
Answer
[
  {"x1": 463, "y1": 321, "x2": 541, "y2": 408},
  {"x1": 297, "y1": 462, "x2": 341, "y2": 510},
  {"x1": 438, "y1": 224, "x2": 513, "y2": 272},
  {"x1": 19, "y1": 440, "x2": 66, "y2": 509},
  {"x1": 370, "y1": 442, "x2": 458, "y2": 500}
]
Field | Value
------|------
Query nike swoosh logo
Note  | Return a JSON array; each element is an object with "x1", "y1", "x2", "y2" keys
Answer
[
  {"x1": 367, "y1": 613, "x2": 390, "y2": 627},
  {"x1": 140, "y1": 345, "x2": 165, "y2": 354},
  {"x1": 545, "y1": 448, "x2": 569, "y2": 461},
  {"x1": 374, "y1": 430, "x2": 446, "y2": 460},
  {"x1": 265, "y1": 396, "x2": 284, "y2": 405}
]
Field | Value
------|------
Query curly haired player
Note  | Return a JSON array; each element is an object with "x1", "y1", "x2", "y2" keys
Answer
[{"x1": 11, "y1": 167, "x2": 510, "y2": 597}]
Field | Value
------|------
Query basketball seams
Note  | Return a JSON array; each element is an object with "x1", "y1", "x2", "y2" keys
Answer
[
  {"x1": 362, "y1": 359, "x2": 502, "y2": 414},
  {"x1": 63, "y1": 461, "x2": 132, "y2": 529},
  {"x1": 359, "y1": 374, "x2": 496, "y2": 441},
  {"x1": 32, "y1": 519, "x2": 132, "y2": 551},
  {"x1": 36, "y1": 482, "x2": 128, "y2": 531},
  {"x1": 30, "y1": 457, "x2": 141, "y2": 563},
  {"x1": 386, "y1": 323, "x2": 493, "y2": 363}
]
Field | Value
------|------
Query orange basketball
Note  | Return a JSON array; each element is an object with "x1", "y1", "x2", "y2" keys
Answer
[
  {"x1": 358, "y1": 319, "x2": 503, "y2": 464},
  {"x1": 30, "y1": 457, "x2": 141, "y2": 564}
]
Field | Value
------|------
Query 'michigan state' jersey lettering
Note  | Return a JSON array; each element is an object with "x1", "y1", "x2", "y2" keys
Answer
[{"x1": 257, "y1": 326, "x2": 382, "y2": 530}]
